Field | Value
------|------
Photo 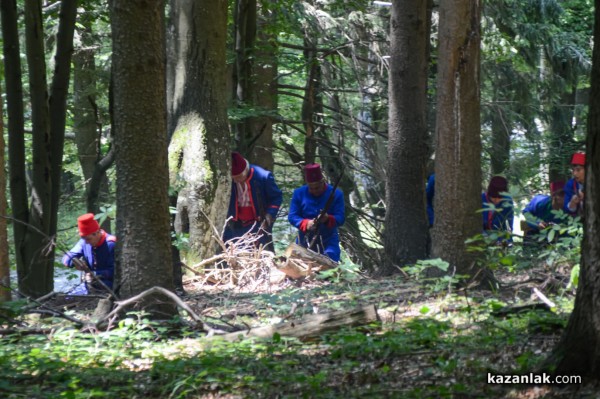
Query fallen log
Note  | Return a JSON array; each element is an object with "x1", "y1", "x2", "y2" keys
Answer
[{"x1": 211, "y1": 304, "x2": 379, "y2": 342}]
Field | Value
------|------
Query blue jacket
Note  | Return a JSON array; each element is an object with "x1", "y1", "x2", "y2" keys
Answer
[
  {"x1": 563, "y1": 178, "x2": 583, "y2": 216},
  {"x1": 288, "y1": 184, "x2": 345, "y2": 262},
  {"x1": 482, "y1": 192, "x2": 514, "y2": 234},
  {"x1": 426, "y1": 174, "x2": 435, "y2": 227},
  {"x1": 523, "y1": 194, "x2": 565, "y2": 231},
  {"x1": 227, "y1": 164, "x2": 283, "y2": 222},
  {"x1": 62, "y1": 231, "x2": 116, "y2": 290}
]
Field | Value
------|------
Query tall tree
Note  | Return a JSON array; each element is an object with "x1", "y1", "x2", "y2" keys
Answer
[
  {"x1": 167, "y1": 0, "x2": 231, "y2": 265},
  {"x1": 1, "y1": 0, "x2": 77, "y2": 297},
  {"x1": 430, "y1": 0, "x2": 490, "y2": 284},
  {"x1": 72, "y1": 8, "x2": 114, "y2": 220},
  {"x1": 549, "y1": 0, "x2": 600, "y2": 377},
  {"x1": 111, "y1": 0, "x2": 175, "y2": 307},
  {"x1": 0, "y1": 81, "x2": 10, "y2": 302},
  {"x1": 231, "y1": 0, "x2": 277, "y2": 170},
  {"x1": 377, "y1": 0, "x2": 430, "y2": 275}
]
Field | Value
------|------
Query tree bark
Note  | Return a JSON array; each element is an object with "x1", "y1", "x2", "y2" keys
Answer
[
  {"x1": 0, "y1": 0, "x2": 25, "y2": 299},
  {"x1": 379, "y1": 0, "x2": 430, "y2": 275},
  {"x1": 72, "y1": 12, "x2": 113, "y2": 219},
  {"x1": 166, "y1": 0, "x2": 231, "y2": 265},
  {"x1": 550, "y1": 0, "x2": 600, "y2": 377},
  {"x1": 111, "y1": 0, "x2": 175, "y2": 314},
  {"x1": 246, "y1": 0, "x2": 277, "y2": 171},
  {"x1": 48, "y1": 0, "x2": 77, "y2": 238},
  {"x1": 431, "y1": 0, "x2": 491, "y2": 285},
  {"x1": 3, "y1": 0, "x2": 76, "y2": 297},
  {"x1": 0, "y1": 82, "x2": 10, "y2": 301}
]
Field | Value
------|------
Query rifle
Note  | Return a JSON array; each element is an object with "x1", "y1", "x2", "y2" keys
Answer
[{"x1": 308, "y1": 171, "x2": 344, "y2": 249}]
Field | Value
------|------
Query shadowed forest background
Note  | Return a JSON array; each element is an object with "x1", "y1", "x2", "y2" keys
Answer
[{"x1": 1, "y1": 0, "x2": 600, "y2": 397}]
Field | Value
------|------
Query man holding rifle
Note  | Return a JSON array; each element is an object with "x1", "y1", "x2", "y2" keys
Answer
[
  {"x1": 62, "y1": 213, "x2": 116, "y2": 294},
  {"x1": 288, "y1": 163, "x2": 345, "y2": 262}
]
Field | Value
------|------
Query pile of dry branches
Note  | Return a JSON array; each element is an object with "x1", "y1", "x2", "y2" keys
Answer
[{"x1": 183, "y1": 226, "x2": 287, "y2": 292}]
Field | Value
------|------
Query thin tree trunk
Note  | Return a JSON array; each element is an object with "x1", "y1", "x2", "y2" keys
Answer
[
  {"x1": 302, "y1": 25, "x2": 321, "y2": 165},
  {"x1": 48, "y1": 0, "x2": 77, "y2": 238},
  {"x1": 72, "y1": 13, "x2": 113, "y2": 220},
  {"x1": 0, "y1": 0, "x2": 27, "y2": 297},
  {"x1": 247, "y1": 1, "x2": 277, "y2": 171},
  {"x1": 0, "y1": 82, "x2": 10, "y2": 301}
]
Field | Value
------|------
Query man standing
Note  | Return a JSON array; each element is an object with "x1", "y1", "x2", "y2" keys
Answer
[
  {"x1": 563, "y1": 152, "x2": 586, "y2": 217},
  {"x1": 288, "y1": 164, "x2": 345, "y2": 262},
  {"x1": 224, "y1": 152, "x2": 283, "y2": 249},
  {"x1": 62, "y1": 213, "x2": 116, "y2": 294}
]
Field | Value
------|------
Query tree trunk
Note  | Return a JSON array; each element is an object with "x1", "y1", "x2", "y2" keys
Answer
[
  {"x1": 111, "y1": 0, "x2": 175, "y2": 314},
  {"x1": 247, "y1": 1, "x2": 277, "y2": 171},
  {"x1": 431, "y1": 0, "x2": 491, "y2": 285},
  {"x1": 48, "y1": 0, "x2": 77, "y2": 238},
  {"x1": 20, "y1": 0, "x2": 55, "y2": 297},
  {"x1": 489, "y1": 98, "x2": 511, "y2": 175},
  {"x1": 0, "y1": 0, "x2": 25, "y2": 298},
  {"x1": 72, "y1": 13, "x2": 113, "y2": 219},
  {"x1": 302, "y1": 35, "x2": 321, "y2": 165},
  {"x1": 379, "y1": 0, "x2": 430, "y2": 276},
  {"x1": 166, "y1": 0, "x2": 231, "y2": 265},
  {"x1": 0, "y1": 82, "x2": 10, "y2": 301},
  {"x1": 0, "y1": 0, "x2": 77, "y2": 297},
  {"x1": 548, "y1": 89, "x2": 578, "y2": 182},
  {"x1": 550, "y1": 0, "x2": 600, "y2": 376}
]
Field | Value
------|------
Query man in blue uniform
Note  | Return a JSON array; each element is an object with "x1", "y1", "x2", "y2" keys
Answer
[
  {"x1": 523, "y1": 181, "x2": 566, "y2": 236},
  {"x1": 62, "y1": 213, "x2": 116, "y2": 294},
  {"x1": 288, "y1": 163, "x2": 345, "y2": 262},
  {"x1": 482, "y1": 176, "x2": 514, "y2": 241},
  {"x1": 426, "y1": 173, "x2": 435, "y2": 227},
  {"x1": 224, "y1": 152, "x2": 283, "y2": 249},
  {"x1": 563, "y1": 152, "x2": 585, "y2": 217}
]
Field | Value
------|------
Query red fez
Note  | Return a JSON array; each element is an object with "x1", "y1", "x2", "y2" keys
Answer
[
  {"x1": 77, "y1": 213, "x2": 100, "y2": 236},
  {"x1": 571, "y1": 152, "x2": 586, "y2": 166},
  {"x1": 487, "y1": 176, "x2": 508, "y2": 198},
  {"x1": 231, "y1": 152, "x2": 248, "y2": 176},
  {"x1": 304, "y1": 163, "x2": 324, "y2": 183},
  {"x1": 550, "y1": 180, "x2": 566, "y2": 195}
]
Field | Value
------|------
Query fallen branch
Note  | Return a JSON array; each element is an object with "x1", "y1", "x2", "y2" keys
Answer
[
  {"x1": 533, "y1": 287, "x2": 556, "y2": 308},
  {"x1": 97, "y1": 286, "x2": 204, "y2": 330},
  {"x1": 209, "y1": 304, "x2": 379, "y2": 342}
]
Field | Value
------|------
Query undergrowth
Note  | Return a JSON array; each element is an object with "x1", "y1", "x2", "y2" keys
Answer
[{"x1": 0, "y1": 221, "x2": 587, "y2": 398}]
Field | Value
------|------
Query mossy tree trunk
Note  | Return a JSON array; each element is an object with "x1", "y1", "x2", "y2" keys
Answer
[{"x1": 167, "y1": 0, "x2": 231, "y2": 265}]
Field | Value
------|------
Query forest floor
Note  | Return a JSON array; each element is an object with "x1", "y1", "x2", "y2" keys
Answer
[{"x1": 2, "y1": 252, "x2": 599, "y2": 398}]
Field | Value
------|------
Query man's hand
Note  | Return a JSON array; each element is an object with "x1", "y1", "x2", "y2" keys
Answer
[
  {"x1": 569, "y1": 192, "x2": 583, "y2": 211},
  {"x1": 72, "y1": 258, "x2": 90, "y2": 272},
  {"x1": 538, "y1": 221, "x2": 548, "y2": 229},
  {"x1": 317, "y1": 213, "x2": 329, "y2": 224},
  {"x1": 84, "y1": 272, "x2": 94, "y2": 283},
  {"x1": 260, "y1": 214, "x2": 274, "y2": 230}
]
